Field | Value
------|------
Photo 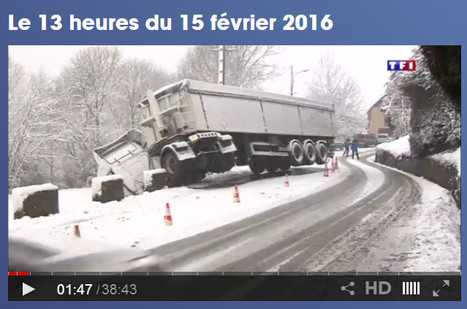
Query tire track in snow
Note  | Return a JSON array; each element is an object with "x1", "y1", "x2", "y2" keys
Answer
[{"x1": 138, "y1": 158, "x2": 368, "y2": 271}]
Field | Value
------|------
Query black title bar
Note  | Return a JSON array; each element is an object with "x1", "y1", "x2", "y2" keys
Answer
[{"x1": 9, "y1": 275, "x2": 461, "y2": 301}]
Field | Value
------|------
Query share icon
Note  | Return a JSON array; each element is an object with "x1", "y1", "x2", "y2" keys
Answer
[{"x1": 341, "y1": 281, "x2": 355, "y2": 296}]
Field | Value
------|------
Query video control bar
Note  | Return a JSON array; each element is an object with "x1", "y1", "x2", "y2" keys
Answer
[{"x1": 9, "y1": 274, "x2": 461, "y2": 301}]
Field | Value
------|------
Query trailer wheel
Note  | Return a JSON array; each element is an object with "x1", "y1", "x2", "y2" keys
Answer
[
  {"x1": 248, "y1": 159, "x2": 264, "y2": 176},
  {"x1": 162, "y1": 151, "x2": 184, "y2": 186},
  {"x1": 289, "y1": 140, "x2": 305, "y2": 166},
  {"x1": 303, "y1": 142, "x2": 317, "y2": 165},
  {"x1": 315, "y1": 142, "x2": 328, "y2": 165}
]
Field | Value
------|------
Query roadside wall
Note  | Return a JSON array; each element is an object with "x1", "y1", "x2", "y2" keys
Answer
[{"x1": 375, "y1": 148, "x2": 461, "y2": 208}]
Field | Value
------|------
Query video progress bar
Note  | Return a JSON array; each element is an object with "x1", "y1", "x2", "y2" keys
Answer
[{"x1": 11, "y1": 271, "x2": 461, "y2": 276}]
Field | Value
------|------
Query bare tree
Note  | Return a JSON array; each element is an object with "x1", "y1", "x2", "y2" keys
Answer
[
  {"x1": 59, "y1": 47, "x2": 122, "y2": 145},
  {"x1": 52, "y1": 47, "x2": 123, "y2": 185},
  {"x1": 8, "y1": 58, "x2": 56, "y2": 188},
  {"x1": 112, "y1": 59, "x2": 176, "y2": 131},
  {"x1": 177, "y1": 45, "x2": 279, "y2": 89},
  {"x1": 306, "y1": 53, "x2": 366, "y2": 139}
]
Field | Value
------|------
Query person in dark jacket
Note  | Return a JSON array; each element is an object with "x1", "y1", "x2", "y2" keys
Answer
[
  {"x1": 343, "y1": 138, "x2": 350, "y2": 157},
  {"x1": 351, "y1": 138, "x2": 360, "y2": 160}
]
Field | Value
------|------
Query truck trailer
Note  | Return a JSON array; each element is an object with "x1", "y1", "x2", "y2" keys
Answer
[{"x1": 94, "y1": 79, "x2": 337, "y2": 190}]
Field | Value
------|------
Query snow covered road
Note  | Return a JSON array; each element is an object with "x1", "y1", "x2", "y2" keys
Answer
[{"x1": 133, "y1": 150, "x2": 427, "y2": 272}]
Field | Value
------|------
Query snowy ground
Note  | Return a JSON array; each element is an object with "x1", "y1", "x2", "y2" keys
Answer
[
  {"x1": 9, "y1": 161, "x2": 349, "y2": 258},
  {"x1": 355, "y1": 158, "x2": 461, "y2": 272},
  {"x1": 9, "y1": 146, "x2": 460, "y2": 272}
]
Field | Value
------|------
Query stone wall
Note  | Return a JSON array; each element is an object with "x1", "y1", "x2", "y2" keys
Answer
[{"x1": 375, "y1": 148, "x2": 460, "y2": 208}]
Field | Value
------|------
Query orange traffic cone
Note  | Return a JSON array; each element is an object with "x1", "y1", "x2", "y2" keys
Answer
[
  {"x1": 323, "y1": 160, "x2": 330, "y2": 177},
  {"x1": 74, "y1": 224, "x2": 81, "y2": 238},
  {"x1": 164, "y1": 203, "x2": 173, "y2": 225},
  {"x1": 233, "y1": 185, "x2": 240, "y2": 203},
  {"x1": 284, "y1": 174, "x2": 290, "y2": 187}
]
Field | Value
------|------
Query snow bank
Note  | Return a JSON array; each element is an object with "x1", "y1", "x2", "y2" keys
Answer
[
  {"x1": 430, "y1": 147, "x2": 461, "y2": 176},
  {"x1": 364, "y1": 160, "x2": 460, "y2": 272},
  {"x1": 410, "y1": 179, "x2": 460, "y2": 271},
  {"x1": 92, "y1": 175, "x2": 123, "y2": 183},
  {"x1": 376, "y1": 135, "x2": 411, "y2": 157},
  {"x1": 11, "y1": 183, "x2": 58, "y2": 212}
]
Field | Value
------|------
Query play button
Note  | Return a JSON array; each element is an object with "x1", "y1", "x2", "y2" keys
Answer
[{"x1": 22, "y1": 283, "x2": 35, "y2": 296}]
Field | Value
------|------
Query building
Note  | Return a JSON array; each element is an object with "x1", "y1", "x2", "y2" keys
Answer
[{"x1": 367, "y1": 96, "x2": 393, "y2": 136}]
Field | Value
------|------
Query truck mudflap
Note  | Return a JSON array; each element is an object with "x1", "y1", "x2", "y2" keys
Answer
[{"x1": 93, "y1": 130, "x2": 149, "y2": 195}]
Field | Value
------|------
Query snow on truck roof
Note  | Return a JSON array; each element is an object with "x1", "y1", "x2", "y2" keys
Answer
[{"x1": 141, "y1": 79, "x2": 335, "y2": 112}]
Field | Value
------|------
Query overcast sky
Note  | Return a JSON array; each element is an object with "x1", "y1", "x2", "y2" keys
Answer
[{"x1": 9, "y1": 45, "x2": 416, "y2": 109}]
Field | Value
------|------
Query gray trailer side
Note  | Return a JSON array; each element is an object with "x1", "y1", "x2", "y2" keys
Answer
[{"x1": 148, "y1": 79, "x2": 336, "y2": 137}]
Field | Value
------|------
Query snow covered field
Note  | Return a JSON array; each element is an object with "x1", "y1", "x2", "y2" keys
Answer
[{"x1": 9, "y1": 163, "x2": 349, "y2": 257}]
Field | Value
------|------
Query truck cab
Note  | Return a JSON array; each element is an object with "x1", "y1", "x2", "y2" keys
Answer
[{"x1": 138, "y1": 83, "x2": 237, "y2": 186}]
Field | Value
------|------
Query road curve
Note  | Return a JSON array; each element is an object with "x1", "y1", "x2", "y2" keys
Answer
[{"x1": 139, "y1": 150, "x2": 421, "y2": 272}]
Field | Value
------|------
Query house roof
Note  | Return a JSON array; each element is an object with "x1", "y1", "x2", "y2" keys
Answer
[
  {"x1": 367, "y1": 95, "x2": 386, "y2": 119},
  {"x1": 369, "y1": 95, "x2": 386, "y2": 110}
]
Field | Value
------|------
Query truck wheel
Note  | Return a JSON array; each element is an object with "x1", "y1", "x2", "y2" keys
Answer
[
  {"x1": 221, "y1": 153, "x2": 235, "y2": 172},
  {"x1": 315, "y1": 142, "x2": 328, "y2": 165},
  {"x1": 162, "y1": 151, "x2": 184, "y2": 186},
  {"x1": 279, "y1": 161, "x2": 291, "y2": 172},
  {"x1": 303, "y1": 142, "x2": 317, "y2": 165},
  {"x1": 289, "y1": 140, "x2": 304, "y2": 166},
  {"x1": 188, "y1": 170, "x2": 206, "y2": 183},
  {"x1": 266, "y1": 166, "x2": 279, "y2": 174},
  {"x1": 249, "y1": 159, "x2": 264, "y2": 176}
]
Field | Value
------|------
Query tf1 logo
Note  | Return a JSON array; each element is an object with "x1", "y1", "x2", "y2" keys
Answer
[{"x1": 387, "y1": 60, "x2": 417, "y2": 71}]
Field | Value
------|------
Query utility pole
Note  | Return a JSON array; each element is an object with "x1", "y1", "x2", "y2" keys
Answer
[
  {"x1": 218, "y1": 45, "x2": 225, "y2": 85},
  {"x1": 290, "y1": 65, "x2": 294, "y2": 96},
  {"x1": 290, "y1": 65, "x2": 310, "y2": 96}
]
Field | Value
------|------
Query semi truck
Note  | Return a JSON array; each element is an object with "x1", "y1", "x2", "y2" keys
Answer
[{"x1": 94, "y1": 79, "x2": 337, "y2": 191}]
